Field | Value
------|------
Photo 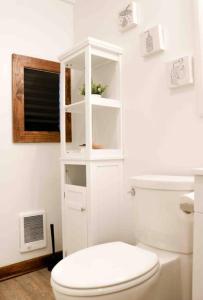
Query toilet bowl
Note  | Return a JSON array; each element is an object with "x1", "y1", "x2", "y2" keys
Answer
[
  {"x1": 51, "y1": 175, "x2": 194, "y2": 300},
  {"x1": 51, "y1": 241, "x2": 190, "y2": 300},
  {"x1": 51, "y1": 242, "x2": 160, "y2": 300}
]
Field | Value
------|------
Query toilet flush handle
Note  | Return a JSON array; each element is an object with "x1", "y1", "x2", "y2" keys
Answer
[{"x1": 128, "y1": 187, "x2": 136, "y2": 197}]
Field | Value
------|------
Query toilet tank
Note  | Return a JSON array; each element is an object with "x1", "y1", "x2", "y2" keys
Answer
[{"x1": 131, "y1": 175, "x2": 194, "y2": 254}]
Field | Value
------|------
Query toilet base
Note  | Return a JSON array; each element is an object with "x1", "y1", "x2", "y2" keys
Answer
[{"x1": 51, "y1": 244, "x2": 192, "y2": 300}]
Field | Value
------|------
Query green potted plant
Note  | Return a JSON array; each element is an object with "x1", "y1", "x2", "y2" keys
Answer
[{"x1": 79, "y1": 81, "x2": 107, "y2": 98}]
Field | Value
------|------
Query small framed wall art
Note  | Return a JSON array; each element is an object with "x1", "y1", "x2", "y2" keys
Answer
[
  {"x1": 140, "y1": 25, "x2": 165, "y2": 57},
  {"x1": 119, "y1": 1, "x2": 138, "y2": 31},
  {"x1": 167, "y1": 56, "x2": 194, "y2": 88}
]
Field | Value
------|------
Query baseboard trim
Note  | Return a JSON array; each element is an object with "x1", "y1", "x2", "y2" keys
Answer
[{"x1": 0, "y1": 251, "x2": 62, "y2": 282}]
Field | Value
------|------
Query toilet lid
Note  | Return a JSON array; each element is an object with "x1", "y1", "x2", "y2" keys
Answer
[
  {"x1": 52, "y1": 242, "x2": 159, "y2": 289},
  {"x1": 131, "y1": 175, "x2": 194, "y2": 191}
]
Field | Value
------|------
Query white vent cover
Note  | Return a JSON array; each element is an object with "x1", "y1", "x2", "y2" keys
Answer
[{"x1": 19, "y1": 211, "x2": 46, "y2": 253}]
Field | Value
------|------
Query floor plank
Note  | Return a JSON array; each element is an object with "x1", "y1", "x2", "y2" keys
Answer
[{"x1": 0, "y1": 269, "x2": 55, "y2": 300}]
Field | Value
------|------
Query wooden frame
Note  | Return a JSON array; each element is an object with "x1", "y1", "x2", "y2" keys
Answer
[{"x1": 12, "y1": 54, "x2": 71, "y2": 143}]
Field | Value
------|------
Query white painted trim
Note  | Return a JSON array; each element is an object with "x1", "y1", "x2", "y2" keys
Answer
[
  {"x1": 59, "y1": 0, "x2": 75, "y2": 5},
  {"x1": 193, "y1": 0, "x2": 203, "y2": 116}
]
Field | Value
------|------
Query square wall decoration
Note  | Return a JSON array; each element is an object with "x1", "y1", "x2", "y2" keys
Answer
[
  {"x1": 167, "y1": 56, "x2": 194, "y2": 88},
  {"x1": 141, "y1": 25, "x2": 165, "y2": 56},
  {"x1": 119, "y1": 1, "x2": 138, "y2": 31}
]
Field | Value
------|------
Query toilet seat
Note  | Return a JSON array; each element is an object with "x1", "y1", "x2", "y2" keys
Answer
[{"x1": 51, "y1": 242, "x2": 160, "y2": 297}]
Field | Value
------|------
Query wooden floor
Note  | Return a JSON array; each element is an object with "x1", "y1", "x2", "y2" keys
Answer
[{"x1": 0, "y1": 269, "x2": 55, "y2": 300}]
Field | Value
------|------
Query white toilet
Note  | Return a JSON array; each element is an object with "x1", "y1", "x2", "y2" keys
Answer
[{"x1": 51, "y1": 175, "x2": 194, "y2": 300}]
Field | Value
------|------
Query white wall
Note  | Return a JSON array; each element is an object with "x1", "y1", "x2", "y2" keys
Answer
[
  {"x1": 74, "y1": 0, "x2": 203, "y2": 241},
  {"x1": 0, "y1": 0, "x2": 73, "y2": 267}
]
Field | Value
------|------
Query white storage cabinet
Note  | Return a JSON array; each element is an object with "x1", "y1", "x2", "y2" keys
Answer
[{"x1": 59, "y1": 38, "x2": 123, "y2": 256}]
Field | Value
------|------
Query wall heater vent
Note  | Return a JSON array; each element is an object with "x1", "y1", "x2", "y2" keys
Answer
[{"x1": 19, "y1": 210, "x2": 46, "y2": 253}]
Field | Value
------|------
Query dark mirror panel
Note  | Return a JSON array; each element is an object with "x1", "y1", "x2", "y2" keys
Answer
[{"x1": 24, "y1": 68, "x2": 60, "y2": 132}]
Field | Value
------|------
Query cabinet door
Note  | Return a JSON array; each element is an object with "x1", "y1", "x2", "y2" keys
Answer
[
  {"x1": 89, "y1": 161, "x2": 123, "y2": 245},
  {"x1": 63, "y1": 185, "x2": 87, "y2": 256}
]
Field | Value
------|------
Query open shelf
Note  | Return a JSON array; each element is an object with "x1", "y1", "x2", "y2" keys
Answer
[
  {"x1": 65, "y1": 106, "x2": 86, "y2": 154},
  {"x1": 60, "y1": 38, "x2": 123, "y2": 160},
  {"x1": 65, "y1": 97, "x2": 121, "y2": 114},
  {"x1": 65, "y1": 100, "x2": 85, "y2": 114},
  {"x1": 65, "y1": 98, "x2": 121, "y2": 158},
  {"x1": 65, "y1": 164, "x2": 86, "y2": 187},
  {"x1": 91, "y1": 97, "x2": 121, "y2": 108},
  {"x1": 92, "y1": 105, "x2": 120, "y2": 150}
]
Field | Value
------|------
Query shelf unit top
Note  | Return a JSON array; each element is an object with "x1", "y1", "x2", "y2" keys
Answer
[
  {"x1": 58, "y1": 37, "x2": 123, "y2": 69},
  {"x1": 59, "y1": 37, "x2": 123, "y2": 61}
]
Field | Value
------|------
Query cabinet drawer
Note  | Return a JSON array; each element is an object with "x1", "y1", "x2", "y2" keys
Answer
[{"x1": 65, "y1": 184, "x2": 86, "y2": 212}]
